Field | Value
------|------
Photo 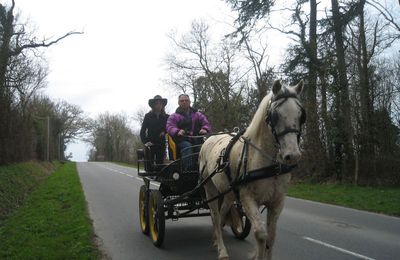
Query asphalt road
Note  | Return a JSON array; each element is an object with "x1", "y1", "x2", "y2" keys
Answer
[{"x1": 77, "y1": 162, "x2": 400, "y2": 260}]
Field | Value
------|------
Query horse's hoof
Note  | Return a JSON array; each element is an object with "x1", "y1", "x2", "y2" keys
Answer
[{"x1": 218, "y1": 251, "x2": 229, "y2": 260}]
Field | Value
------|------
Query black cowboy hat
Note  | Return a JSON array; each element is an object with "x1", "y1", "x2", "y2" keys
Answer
[{"x1": 148, "y1": 95, "x2": 167, "y2": 108}]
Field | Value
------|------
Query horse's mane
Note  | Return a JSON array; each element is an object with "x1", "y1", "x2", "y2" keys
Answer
[{"x1": 245, "y1": 91, "x2": 273, "y2": 138}]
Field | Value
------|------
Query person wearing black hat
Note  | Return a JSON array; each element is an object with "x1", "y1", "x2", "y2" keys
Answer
[{"x1": 140, "y1": 95, "x2": 169, "y2": 164}]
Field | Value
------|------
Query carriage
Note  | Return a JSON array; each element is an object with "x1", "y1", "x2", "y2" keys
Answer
[
  {"x1": 136, "y1": 135, "x2": 251, "y2": 247},
  {"x1": 137, "y1": 80, "x2": 306, "y2": 259}
]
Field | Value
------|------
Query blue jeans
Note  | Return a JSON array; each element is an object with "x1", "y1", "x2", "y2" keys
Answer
[{"x1": 177, "y1": 140, "x2": 193, "y2": 171}]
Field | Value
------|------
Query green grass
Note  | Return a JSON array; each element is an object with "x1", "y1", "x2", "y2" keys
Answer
[
  {"x1": 288, "y1": 183, "x2": 400, "y2": 216},
  {"x1": 0, "y1": 162, "x2": 100, "y2": 259},
  {"x1": 0, "y1": 161, "x2": 57, "y2": 224}
]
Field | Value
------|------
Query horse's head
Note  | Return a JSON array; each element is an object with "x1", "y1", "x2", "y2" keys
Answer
[{"x1": 266, "y1": 80, "x2": 306, "y2": 165}]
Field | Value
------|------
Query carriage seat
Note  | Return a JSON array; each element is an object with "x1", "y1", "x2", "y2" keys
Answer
[
  {"x1": 166, "y1": 133, "x2": 205, "y2": 173},
  {"x1": 166, "y1": 133, "x2": 204, "y2": 161},
  {"x1": 167, "y1": 134, "x2": 179, "y2": 161}
]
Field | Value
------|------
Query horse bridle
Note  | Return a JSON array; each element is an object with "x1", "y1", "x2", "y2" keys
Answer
[{"x1": 265, "y1": 89, "x2": 306, "y2": 145}]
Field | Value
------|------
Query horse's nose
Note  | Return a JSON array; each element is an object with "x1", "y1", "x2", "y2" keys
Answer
[
  {"x1": 284, "y1": 155, "x2": 291, "y2": 162},
  {"x1": 283, "y1": 152, "x2": 301, "y2": 165}
]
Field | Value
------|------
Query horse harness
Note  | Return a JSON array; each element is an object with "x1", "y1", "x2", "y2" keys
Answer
[
  {"x1": 225, "y1": 90, "x2": 304, "y2": 174},
  {"x1": 215, "y1": 90, "x2": 306, "y2": 203},
  {"x1": 266, "y1": 88, "x2": 306, "y2": 145},
  {"x1": 214, "y1": 131, "x2": 294, "y2": 204},
  {"x1": 167, "y1": 90, "x2": 305, "y2": 214}
]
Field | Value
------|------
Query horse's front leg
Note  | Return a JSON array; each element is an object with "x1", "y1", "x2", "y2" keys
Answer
[
  {"x1": 205, "y1": 182, "x2": 229, "y2": 260},
  {"x1": 241, "y1": 195, "x2": 266, "y2": 260},
  {"x1": 264, "y1": 201, "x2": 284, "y2": 260}
]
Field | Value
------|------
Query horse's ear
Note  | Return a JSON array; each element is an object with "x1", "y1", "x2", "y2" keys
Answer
[
  {"x1": 294, "y1": 79, "x2": 304, "y2": 95},
  {"x1": 272, "y1": 80, "x2": 282, "y2": 95}
]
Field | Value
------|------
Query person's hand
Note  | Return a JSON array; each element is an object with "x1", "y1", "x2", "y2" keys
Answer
[
  {"x1": 177, "y1": 129, "x2": 185, "y2": 136},
  {"x1": 199, "y1": 129, "x2": 207, "y2": 135},
  {"x1": 145, "y1": 141, "x2": 153, "y2": 147},
  {"x1": 159, "y1": 131, "x2": 165, "y2": 137}
]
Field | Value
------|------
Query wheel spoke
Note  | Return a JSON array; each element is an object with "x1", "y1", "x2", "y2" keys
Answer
[{"x1": 149, "y1": 190, "x2": 165, "y2": 247}]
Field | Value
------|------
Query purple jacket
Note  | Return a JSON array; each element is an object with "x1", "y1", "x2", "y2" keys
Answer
[{"x1": 167, "y1": 107, "x2": 211, "y2": 138}]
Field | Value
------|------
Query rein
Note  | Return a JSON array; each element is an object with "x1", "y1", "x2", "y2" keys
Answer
[
  {"x1": 166, "y1": 131, "x2": 295, "y2": 217},
  {"x1": 215, "y1": 90, "x2": 304, "y2": 201},
  {"x1": 166, "y1": 91, "x2": 304, "y2": 217},
  {"x1": 221, "y1": 132, "x2": 295, "y2": 187}
]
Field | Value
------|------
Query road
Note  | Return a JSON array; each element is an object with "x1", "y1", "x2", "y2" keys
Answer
[{"x1": 77, "y1": 162, "x2": 400, "y2": 260}]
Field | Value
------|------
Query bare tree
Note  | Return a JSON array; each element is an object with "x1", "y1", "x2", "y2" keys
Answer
[
  {"x1": 87, "y1": 112, "x2": 138, "y2": 163},
  {"x1": 235, "y1": 26, "x2": 275, "y2": 102},
  {"x1": 165, "y1": 20, "x2": 250, "y2": 131},
  {"x1": 0, "y1": 0, "x2": 82, "y2": 163},
  {"x1": 53, "y1": 101, "x2": 88, "y2": 160},
  {"x1": 367, "y1": 0, "x2": 400, "y2": 38},
  {"x1": 132, "y1": 106, "x2": 149, "y2": 126}
]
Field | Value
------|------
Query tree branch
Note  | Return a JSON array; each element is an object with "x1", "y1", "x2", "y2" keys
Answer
[
  {"x1": 11, "y1": 31, "x2": 83, "y2": 56},
  {"x1": 367, "y1": 0, "x2": 400, "y2": 34}
]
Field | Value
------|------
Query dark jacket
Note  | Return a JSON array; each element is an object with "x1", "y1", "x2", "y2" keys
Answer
[{"x1": 140, "y1": 111, "x2": 169, "y2": 145}]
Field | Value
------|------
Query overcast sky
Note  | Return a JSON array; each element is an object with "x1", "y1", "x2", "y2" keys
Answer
[
  {"x1": 9, "y1": 0, "x2": 240, "y2": 161},
  {"x1": 9, "y1": 0, "x2": 302, "y2": 161}
]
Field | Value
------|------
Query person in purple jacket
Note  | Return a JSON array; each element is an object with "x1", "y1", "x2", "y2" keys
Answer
[{"x1": 166, "y1": 94, "x2": 211, "y2": 171}]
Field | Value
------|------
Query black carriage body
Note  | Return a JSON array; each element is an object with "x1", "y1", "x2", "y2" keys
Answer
[
  {"x1": 136, "y1": 147, "x2": 208, "y2": 219},
  {"x1": 136, "y1": 142, "x2": 250, "y2": 247}
]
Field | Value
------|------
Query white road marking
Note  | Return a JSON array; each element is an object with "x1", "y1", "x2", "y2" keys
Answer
[
  {"x1": 150, "y1": 182, "x2": 161, "y2": 188},
  {"x1": 303, "y1": 236, "x2": 376, "y2": 260},
  {"x1": 95, "y1": 163, "x2": 160, "y2": 188},
  {"x1": 135, "y1": 177, "x2": 160, "y2": 188}
]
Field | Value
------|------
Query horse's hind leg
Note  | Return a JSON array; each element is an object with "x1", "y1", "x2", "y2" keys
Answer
[
  {"x1": 264, "y1": 201, "x2": 284, "y2": 260},
  {"x1": 204, "y1": 182, "x2": 229, "y2": 260},
  {"x1": 241, "y1": 196, "x2": 267, "y2": 260}
]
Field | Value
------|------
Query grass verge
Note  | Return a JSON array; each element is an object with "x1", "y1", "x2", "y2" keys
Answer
[
  {"x1": 0, "y1": 161, "x2": 57, "y2": 224},
  {"x1": 0, "y1": 162, "x2": 100, "y2": 259},
  {"x1": 288, "y1": 183, "x2": 400, "y2": 216}
]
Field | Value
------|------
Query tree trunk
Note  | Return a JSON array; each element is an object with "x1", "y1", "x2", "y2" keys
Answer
[
  {"x1": 0, "y1": 4, "x2": 14, "y2": 163},
  {"x1": 319, "y1": 73, "x2": 334, "y2": 172},
  {"x1": 331, "y1": 0, "x2": 354, "y2": 181},
  {"x1": 357, "y1": 0, "x2": 374, "y2": 182},
  {"x1": 304, "y1": 0, "x2": 326, "y2": 179}
]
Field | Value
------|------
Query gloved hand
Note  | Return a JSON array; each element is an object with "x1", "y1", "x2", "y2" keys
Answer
[
  {"x1": 177, "y1": 129, "x2": 185, "y2": 136},
  {"x1": 199, "y1": 129, "x2": 207, "y2": 135},
  {"x1": 145, "y1": 142, "x2": 153, "y2": 147}
]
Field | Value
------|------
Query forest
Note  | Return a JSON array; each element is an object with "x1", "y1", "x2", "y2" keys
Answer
[{"x1": 1, "y1": 0, "x2": 399, "y2": 186}]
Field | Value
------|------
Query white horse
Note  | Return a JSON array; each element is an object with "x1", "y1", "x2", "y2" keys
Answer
[{"x1": 199, "y1": 80, "x2": 305, "y2": 260}]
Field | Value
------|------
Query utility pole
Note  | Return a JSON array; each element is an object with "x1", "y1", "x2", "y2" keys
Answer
[
  {"x1": 58, "y1": 133, "x2": 61, "y2": 160},
  {"x1": 34, "y1": 116, "x2": 50, "y2": 161},
  {"x1": 46, "y1": 116, "x2": 50, "y2": 161}
]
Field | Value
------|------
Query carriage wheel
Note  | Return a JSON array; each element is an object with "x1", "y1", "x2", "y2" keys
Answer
[
  {"x1": 149, "y1": 190, "x2": 165, "y2": 247},
  {"x1": 139, "y1": 185, "x2": 149, "y2": 234},
  {"x1": 230, "y1": 204, "x2": 251, "y2": 240}
]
